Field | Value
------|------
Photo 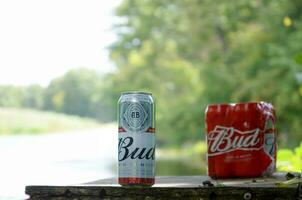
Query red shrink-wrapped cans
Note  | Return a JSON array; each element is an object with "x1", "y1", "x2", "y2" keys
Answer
[{"x1": 205, "y1": 102, "x2": 276, "y2": 178}]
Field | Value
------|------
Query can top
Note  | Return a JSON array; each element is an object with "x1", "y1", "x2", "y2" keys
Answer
[
  {"x1": 206, "y1": 101, "x2": 271, "y2": 108},
  {"x1": 121, "y1": 91, "x2": 152, "y2": 96}
]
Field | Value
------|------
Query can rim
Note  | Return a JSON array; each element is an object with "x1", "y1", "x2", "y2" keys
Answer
[{"x1": 121, "y1": 91, "x2": 152, "y2": 95}]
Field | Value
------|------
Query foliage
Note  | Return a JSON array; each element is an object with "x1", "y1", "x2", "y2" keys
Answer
[
  {"x1": 0, "y1": 1, "x2": 302, "y2": 148},
  {"x1": 0, "y1": 85, "x2": 24, "y2": 107},
  {"x1": 106, "y1": 0, "x2": 302, "y2": 147},
  {"x1": 0, "y1": 68, "x2": 113, "y2": 122},
  {"x1": 22, "y1": 84, "x2": 44, "y2": 109},
  {"x1": 0, "y1": 107, "x2": 100, "y2": 135},
  {"x1": 278, "y1": 144, "x2": 302, "y2": 172},
  {"x1": 43, "y1": 68, "x2": 102, "y2": 117}
]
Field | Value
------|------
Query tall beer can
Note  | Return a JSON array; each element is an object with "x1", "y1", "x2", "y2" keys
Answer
[{"x1": 118, "y1": 92, "x2": 155, "y2": 186}]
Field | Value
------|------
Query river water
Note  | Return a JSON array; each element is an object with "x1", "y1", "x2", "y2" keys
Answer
[
  {"x1": 0, "y1": 124, "x2": 117, "y2": 200},
  {"x1": 0, "y1": 124, "x2": 203, "y2": 200}
]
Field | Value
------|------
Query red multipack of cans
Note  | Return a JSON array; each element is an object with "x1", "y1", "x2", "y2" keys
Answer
[{"x1": 205, "y1": 102, "x2": 277, "y2": 178}]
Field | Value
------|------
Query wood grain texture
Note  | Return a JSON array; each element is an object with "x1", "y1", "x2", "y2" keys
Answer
[{"x1": 25, "y1": 173, "x2": 301, "y2": 200}]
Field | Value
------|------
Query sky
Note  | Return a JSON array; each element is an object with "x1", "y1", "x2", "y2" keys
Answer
[{"x1": 0, "y1": 0, "x2": 122, "y2": 86}]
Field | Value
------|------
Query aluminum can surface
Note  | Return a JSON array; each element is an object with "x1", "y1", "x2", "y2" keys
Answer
[
  {"x1": 118, "y1": 92, "x2": 155, "y2": 186},
  {"x1": 205, "y1": 102, "x2": 276, "y2": 178}
]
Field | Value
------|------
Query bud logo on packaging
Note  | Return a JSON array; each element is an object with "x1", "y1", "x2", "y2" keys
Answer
[
  {"x1": 208, "y1": 126, "x2": 262, "y2": 156},
  {"x1": 205, "y1": 102, "x2": 277, "y2": 178}
]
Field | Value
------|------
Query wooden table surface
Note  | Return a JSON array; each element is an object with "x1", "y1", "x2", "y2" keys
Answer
[{"x1": 25, "y1": 172, "x2": 301, "y2": 200}]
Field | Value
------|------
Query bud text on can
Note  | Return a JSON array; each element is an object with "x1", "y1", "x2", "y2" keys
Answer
[{"x1": 118, "y1": 92, "x2": 155, "y2": 186}]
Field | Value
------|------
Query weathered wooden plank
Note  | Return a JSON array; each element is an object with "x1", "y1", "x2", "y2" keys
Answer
[
  {"x1": 26, "y1": 186, "x2": 297, "y2": 200},
  {"x1": 25, "y1": 173, "x2": 301, "y2": 200}
]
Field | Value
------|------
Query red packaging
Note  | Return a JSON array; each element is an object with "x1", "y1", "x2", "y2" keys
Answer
[{"x1": 205, "y1": 102, "x2": 276, "y2": 178}]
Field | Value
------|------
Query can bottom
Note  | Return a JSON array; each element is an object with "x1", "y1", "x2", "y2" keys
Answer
[{"x1": 118, "y1": 177, "x2": 154, "y2": 186}]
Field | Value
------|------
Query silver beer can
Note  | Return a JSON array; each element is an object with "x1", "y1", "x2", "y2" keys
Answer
[{"x1": 118, "y1": 92, "x2": 155, "y2": 186}]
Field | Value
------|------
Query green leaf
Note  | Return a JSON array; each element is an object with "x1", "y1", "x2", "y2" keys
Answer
[
  {"x1": 278, "y1": 149, "x2": 294, "y2": 161},
  {"x1": 294, "y1": 143, "x2": 302, "y2": 158},
  {"x1": 294, "y1": 53, "x2": 302, "y2": 65}
]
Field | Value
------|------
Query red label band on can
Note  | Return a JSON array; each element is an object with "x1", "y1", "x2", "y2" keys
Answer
[{"x1": 205, "y1": 102, "x2": 277, "y2": 178}]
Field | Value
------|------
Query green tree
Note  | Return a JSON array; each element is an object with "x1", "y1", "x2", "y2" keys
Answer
[
  {"x1": 0, "y1": 85, "x2": 24, "y2": 107},
  {"x1": 43, "y1": 68, "x2": 112, "y2": 121},
  {"x1": 107, "y1": 0, "x2": 302, "y2": 147},
  {"x1": 23, "y1": 84, "x2": 44, "y2": 109}
]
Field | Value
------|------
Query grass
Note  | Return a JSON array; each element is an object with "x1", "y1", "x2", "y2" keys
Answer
[{"x1": 0, "y1": 107, "x2": 101, "y2": 135}]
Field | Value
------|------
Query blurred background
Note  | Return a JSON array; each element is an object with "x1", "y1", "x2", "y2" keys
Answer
[{"x1": 0, "y1": 0, "x2": 302, "y2": 199}]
